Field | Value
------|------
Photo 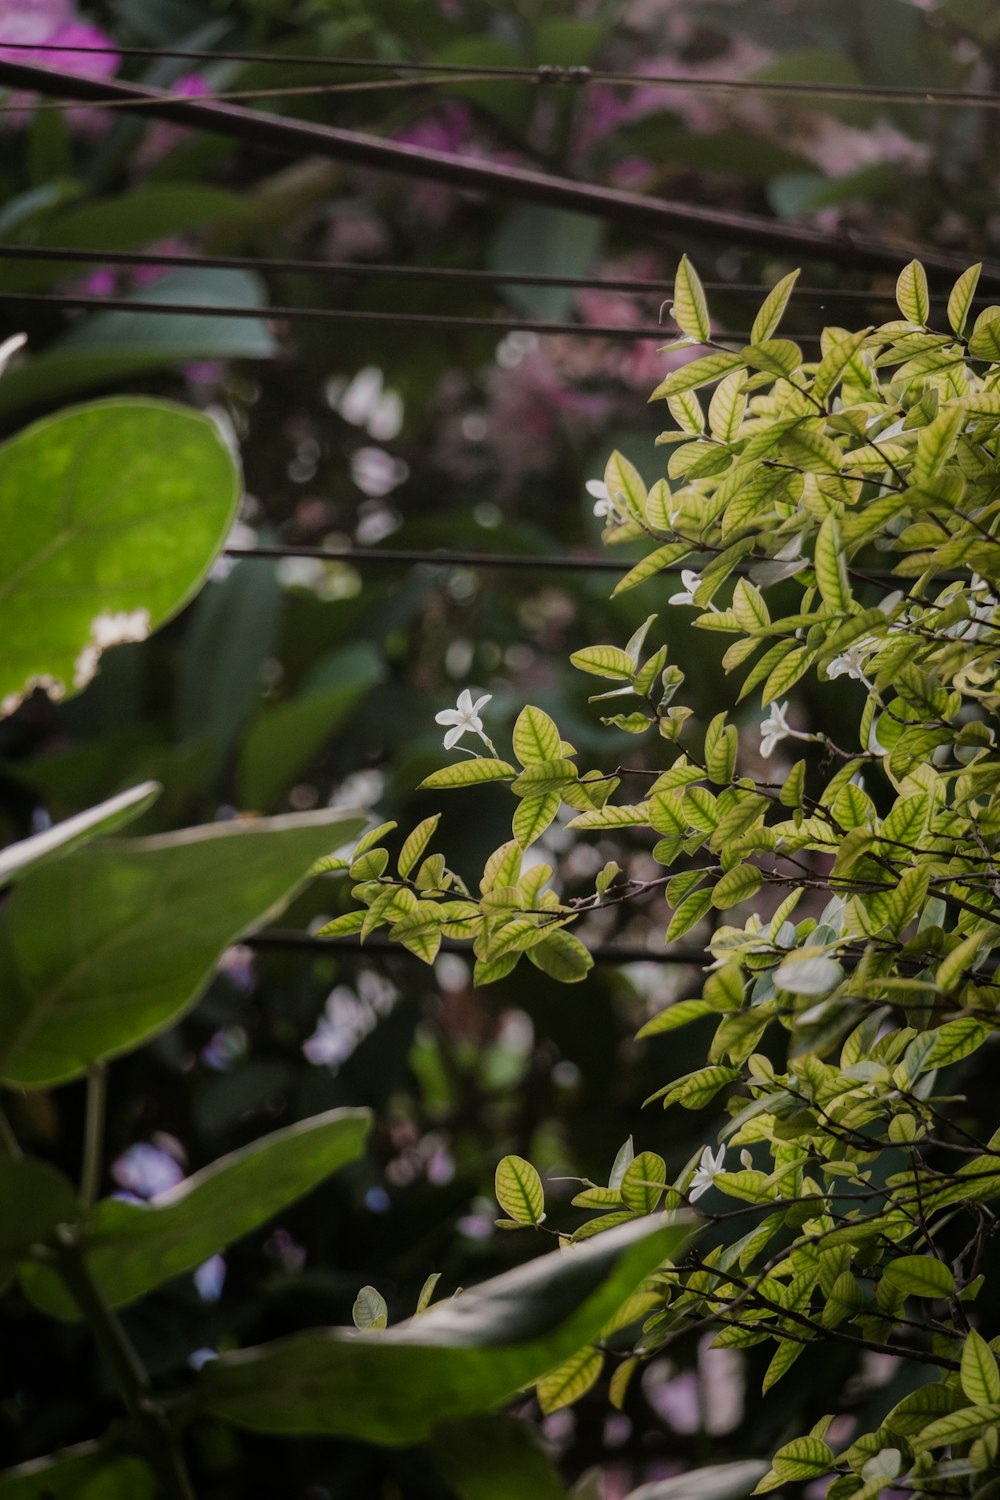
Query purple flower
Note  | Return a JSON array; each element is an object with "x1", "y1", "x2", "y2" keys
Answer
[{"x1": 0, "y1": 12, "x2": 120, "y2": 133}]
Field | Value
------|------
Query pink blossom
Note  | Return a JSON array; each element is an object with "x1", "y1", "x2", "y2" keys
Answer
[
  {"x1": 134, "y1": 73, "x2": 209, "y2": 167},
  {"x1": 0, "y1": 14, "x2": 119, "y2": 133}
]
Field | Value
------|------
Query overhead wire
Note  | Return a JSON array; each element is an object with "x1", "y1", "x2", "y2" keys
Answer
[
  {"x1": 1, "y1": 243, "x2": 988, "y2": 305},
  {"x1": 0, "y1": 57, "x2": 995, "y2": 282},
  {"x1": 0, "y1": 39, "x2": 999, "y2": 110},
  {"x1": 0, "y1": 288, "x2": 825, "y2": 343}
]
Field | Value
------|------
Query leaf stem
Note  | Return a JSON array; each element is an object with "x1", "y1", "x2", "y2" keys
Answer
[
  {"x1": 53, "y1": 1230, "x2": 197, "y2": 1500},
  {"x1": 81, "y1": 1064, "x2": 108, "y2": 1210}
]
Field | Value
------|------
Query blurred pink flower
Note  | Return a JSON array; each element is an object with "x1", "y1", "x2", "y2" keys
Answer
[
  {"x1": 134, "y1": 73, "x2": 209, "y2": 167},
  {"x1": 0, "y1": 11, "x2": 120, "y2": 133}
]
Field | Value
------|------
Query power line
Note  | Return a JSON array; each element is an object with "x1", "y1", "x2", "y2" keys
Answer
[
  {"x1": 226, "y1": 544, "x2": 627, "y2": 573},
  {"x1": 0, "y1": 288, "x2": 823, "y2": 343},
  {"x1": 1, "y1": 243, "x2": 979, "y2": 305},
  {"x1": 245, "y1": 928, "x2": 707, "y2": 968},
  {"x1": 1, "y1": 58, "x2": 995, "y2": 284},
  {"x1": 2, "y1": 39, "x2": 999, "y2": 110},
  {"x1": 224, "y1": 544, "x2": 911, "y2": 587}
]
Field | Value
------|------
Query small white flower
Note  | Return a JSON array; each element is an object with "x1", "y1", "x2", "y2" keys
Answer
[
  {"x1": 689, "y1": 1143, "x2": 726, "y2": 1202},
  {"x1": 587, "y1": 478, "x2": 620, "y2": 522},
  {"x1": 759, "y1": 700, "x2": 792, "y2": 758},
  {"x1": 435, "y1": 688, "x2": 492, "y2": 751},
  {"x1": 669, "y1": 569, "x2": 703, "y2": 607},
  {"x1": 827, "y1": 640, "x2": 874, "y2": 681}
]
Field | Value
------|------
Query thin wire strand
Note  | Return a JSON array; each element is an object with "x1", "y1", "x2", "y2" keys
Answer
[
  {"x1": 246, "y1": 929, "x2": 707, "y2": 967},
  {"x1": 1, "y1": 39, "x2": 999, "y2": 110},
  {"x1": 0, "y1": 288, "x2": 823, "y2": 343},
  {"x1": 224, "y1": 543, "x2": 910, "y2": 586},
  {"x1": 1, "y1": 243, "x2": 976, "y2": 304}
]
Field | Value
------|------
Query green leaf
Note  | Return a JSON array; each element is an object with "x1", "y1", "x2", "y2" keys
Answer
[
  {"x1": 883, "y1": 1254, "x2": 955, "y2": 1299},
  {"x1": 947, "y1": 262, "x2": 982, "y2": 336},
  {"x1": 649, "y1": 352, "x2": 746, "y2": 401},
  {"x1": 512, "y1": 706, "x2": 562, "y2": 767},
  {"x1": 0, "y1": 782, "x2": 159, "y2": 889},
  {"x1": 399, "y1": 816, "x2": 442, "y2": 879},
  {"x1": 353, "y1": 1286, "x2": 389, "y2": 1331},
  {"x1": 671, "y1": 255, "x2": 711, "y2": 343},
  {"x1": 22, "y1": 1108, "x2": 370, "y2": 1319},
  {"x1": 430, "y1": 1416, "x2": 567, "y2": 1500},
  {"x1": 513, "y1": 792, "x2": 560, "y2": 849},
  {"x1": 0, "y1": 1446, "x2": 157, "y2": 1499},
  {"x1": 0, "y1": 807, "x2": 366, "y2": 1087},
  {"x1": 625, "y1": 1459, "x2": 769, "y2": 1500},
  {"x1": 754, "y1": 1435, "x2": 832, "y2": 1493},
  {"x1": 620, "y1": 1152, "x2": 666, "y2": 1214},
  {"x1": 911, "y1": 1402, "x2": 1000, "y2": 1453},
  {"x1": 420, "y1": 758, "x2": 516, "y2": 790},
  {"x1": 968, "y1": 306, "x2": 1000, "y2": 360},
  {"x1": 812, "y1": 328, "x2": 871, "y2": 403},
  {"x1": 750, "y1": 271, "x2": 801, "y2": 345},
  {"x1": 814, "y1": 513, "x2": 851, "y2": 613},
  {"x1": 528, "y1": 929, "x2": 593, "y2": 983},
  {"x1": 962, "y1": 1330, "x2": 1000, "y2": 1406},
  {"x1": 0, "y1": 399, "x2": 240, "y2": 718},
  {"x1": 495, "y1": 1155, "x2": 546, "y2": 1226},
  {"x1": 774, "y1": 954, "x2": 843, "y2": 996},
  {"x1": 636, "y1": 999, "x2": 715, "y2": 1039},
  {"x1": 570, "y1": 645, "x2": 636, "y2": 681},
  {"x1": 612, "y1": 543, "x2": 692, "y2": 597},
  {"x1": 195, "y1": 1217, "x2": 687, "y2": 1444},
  {"x1": 537, "y1": 1346, "x2": 604, "y2": 1414},
  {"x1": 896, "y1": 260, "x2": 929, "y2": 324},
  {"x1": 711, "y1": 864, "x2": 764, "y2": 910},
  {"x1": 666, "y1": 890, "x2": 713, "y2": 942}
]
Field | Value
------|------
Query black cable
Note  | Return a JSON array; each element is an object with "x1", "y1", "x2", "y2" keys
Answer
[
  {"x1": 0, "y1": 288, "x2": 823, "y2": 343},
  {"x1": 245, "y1": 929, "x2": 707, "y2": 967},
  {"x1": 1, "y1": 243, "x2": 980, "y2": 305},
  {"x1": 226, "y1": 544, "x2": 626, "y2": 573},
  {"x1": 2, "y1": 39, "x2": 999, "y2": 110},
  {"x1": 1, "y1": 57, "x2": 995, "y2": 284},
  {"x1": 224, "y1": 544, "x2": 912, "y2": 587}
]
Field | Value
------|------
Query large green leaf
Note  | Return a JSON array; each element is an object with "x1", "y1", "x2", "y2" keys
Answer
[
  {"x1": 21, "y1": 1107, "x2": 370, "y2": 1319},
  {"x1": 196, "y1": 1217, "x2": 687, "y2": 1444},
  {"x1": 0, "y1": 782, "x2": 160, "y2": 888},
  {"x1": 0, "y1": 1445, "x2": 156, "y2": 1499},
  {"x1": 0, "y1": 807, "x2": 366, "y2": 1087},
  {"x1": 0, "y1": 398, "x2": 240, "y2": 718},
  {"x1": 431, "y1": 1416, "x2": 567, "y2": 1499},
  {"x1": 0, "y1": 270, "x2": 275, "y2": 413}
]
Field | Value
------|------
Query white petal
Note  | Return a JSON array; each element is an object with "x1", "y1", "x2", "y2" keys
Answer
[
  {"x1": 443, "y1": 725, "x2": 465, "y2": 749},
  {"x1": 455, "y1": 689, "x2": 474, "y2": 715},
  {"x1": 435, "y1": 709, "x2": 461, "y2": 726},
  {"x1": 471, "y1": 694, "x2": 492, "y2": 715},
  {"x1": 586, "y1": 479, "x2": 609, "y2": 499}
]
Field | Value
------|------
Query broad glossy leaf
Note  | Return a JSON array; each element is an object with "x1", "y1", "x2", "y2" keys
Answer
[
  {"x1": 0, "y1": 398, "x2": 241, "y2": 718},
  {"x1": 0, "y1": 782, "x2": 159, "y2": 888},
  {"x1": 431, "y1": 1416, "x2": 567, "y2": 1500},
  {"x1": 0, "y1": 807, "x2": 366, "y2": 1087},
  {"x1": 0, "y1": 1445, "x2": 156, "y2": 1498},
  {"x1": 22, "y1": 1107, "x2": 370, "y2": 1319},
  {"x1": 195, "y1": 1217, "x2": 687, "y2": 1444}
]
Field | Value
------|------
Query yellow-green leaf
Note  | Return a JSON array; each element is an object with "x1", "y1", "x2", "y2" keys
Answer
[
  {"x1": 896, "y1": 259, "x2": 929, "y2": 325},
  {"x1": 420, "y1": 759, "x2": 516, "y2": 790},
  {"x1": 537, "y1": 1346, "x2": 604, "y2": 1414},
  {"x1": 672, "y1": 254, "x2": 711, "y2": 343},
  {"x1": 750, "y1": 269, "x2": 801, "y2": 344},
  {"x1": 495, "y1": 1155, "x2": 545, "y2": 1226}
]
